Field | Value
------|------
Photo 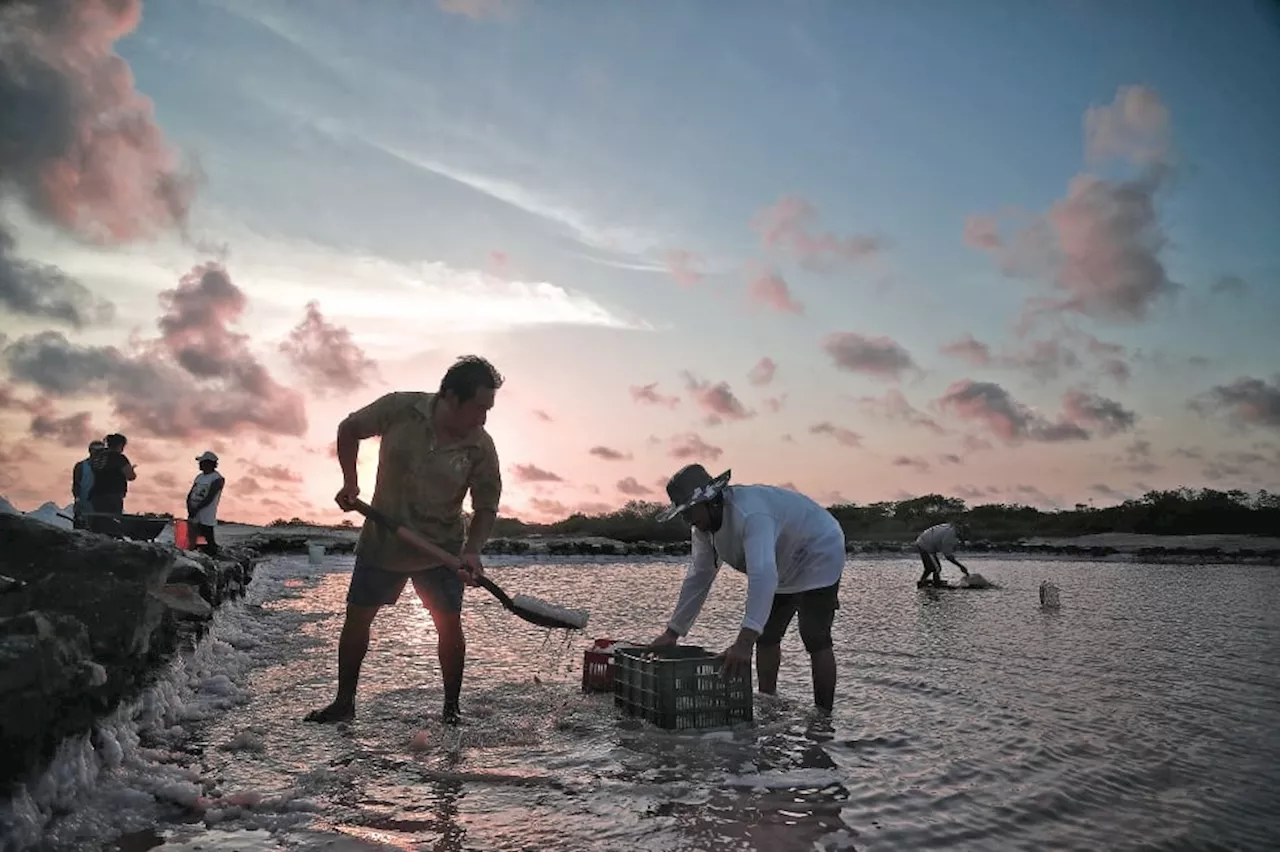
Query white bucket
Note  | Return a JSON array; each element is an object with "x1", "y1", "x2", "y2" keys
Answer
[{"x1": 307, "y1": 542, "x2": 325, "y2": 565}]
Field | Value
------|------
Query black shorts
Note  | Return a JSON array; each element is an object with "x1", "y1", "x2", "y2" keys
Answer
[
  {"x1": 757, "y1": 581, "x2": 840, "y2": 653},
  {"x1": 346, "y1": 562, "x2": 463, "y2": 614}
]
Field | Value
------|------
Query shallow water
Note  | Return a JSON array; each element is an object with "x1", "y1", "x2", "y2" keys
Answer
[{"x1": 5, "y1": 555, "x2": 1280, "y2": 851}]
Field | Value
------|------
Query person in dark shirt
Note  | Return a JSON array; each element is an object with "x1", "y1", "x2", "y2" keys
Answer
[{"x1": 89, "y1": 433, "x2": 136, "y2": 534}]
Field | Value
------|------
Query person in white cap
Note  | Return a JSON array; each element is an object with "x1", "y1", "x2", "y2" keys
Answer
[
  {"x1": 649, "y1": 464, "x2": 847, "y2": 711},
  {"x1": 186, "y1": 451, "x2": 226, "y2": 555}
]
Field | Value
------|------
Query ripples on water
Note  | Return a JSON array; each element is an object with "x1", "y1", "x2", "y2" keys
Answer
[{"x1": 5, "y1": 554, "x2": 1279, "y2": 851}]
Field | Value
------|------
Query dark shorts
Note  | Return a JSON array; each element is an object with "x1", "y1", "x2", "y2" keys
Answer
[
  {"x1": 346, "y1": 562, "x2": 464, "y2": 613},
  {"x1": 757, "y1": 581, "x2": 840, "y2": 653}
]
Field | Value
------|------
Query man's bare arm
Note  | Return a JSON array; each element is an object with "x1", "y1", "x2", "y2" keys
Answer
[
  {"x1": 336, "y1": 418, "x2": 361, "y2": 490},
  {"x1": 464, "y1": 509, "x2": 497, "y2": 553}
]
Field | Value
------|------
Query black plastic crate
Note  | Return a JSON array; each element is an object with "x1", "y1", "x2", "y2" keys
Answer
[{"x1": 613, "y1": 645, "x2": 754, "y2": 730}]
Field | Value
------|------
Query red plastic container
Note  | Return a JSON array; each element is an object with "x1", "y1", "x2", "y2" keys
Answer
[
  {"x1": 173, "y1": 518, "x2": 205, "y2": 550},
  {"x1": 581, "y1": 638, "x2": 636, "y2": 693}
]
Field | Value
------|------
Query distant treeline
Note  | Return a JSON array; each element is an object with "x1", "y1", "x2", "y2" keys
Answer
[{"x1": 263, "y1": 488, "x2": 1280, "y2": 543}]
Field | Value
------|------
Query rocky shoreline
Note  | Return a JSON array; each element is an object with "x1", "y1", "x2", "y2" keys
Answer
[
  {"x1": 0, "y1": 515, "x2": 263, "y2": 797},
  {"x1": 216, "y1": 523, "x2": 1280, "y2": 565}
]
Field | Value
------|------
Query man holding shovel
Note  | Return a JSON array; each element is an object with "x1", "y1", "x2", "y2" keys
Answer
[{"x1": 305, "y1": 356, "x2": 504, "y2": 727}]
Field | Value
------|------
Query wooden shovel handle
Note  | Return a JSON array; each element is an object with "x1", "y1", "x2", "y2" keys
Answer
[{"x1": 351, "y1": 500, "x2": 463, "y2": 571}]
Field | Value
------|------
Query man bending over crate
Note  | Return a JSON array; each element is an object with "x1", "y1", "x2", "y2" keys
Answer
[{"x1": 649, "y1": 465, "x2": 846, "y2": 711}]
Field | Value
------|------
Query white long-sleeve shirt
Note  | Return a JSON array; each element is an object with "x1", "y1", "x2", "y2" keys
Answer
[
  {"x1": 666, "y1": 485, "x2": 847, "y2": 636},
  {"x1": 915, "y1": 523, "x2": 959, "y2": 556}
]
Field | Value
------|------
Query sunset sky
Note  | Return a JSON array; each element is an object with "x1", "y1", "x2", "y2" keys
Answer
[{"x1": 2, "y1": 0, "x2": 1279, "y2": 525}]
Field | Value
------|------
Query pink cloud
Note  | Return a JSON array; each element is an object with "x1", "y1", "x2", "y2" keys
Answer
[
  {"x1": 857, "y1": 389, "x2": 945, "y2": 434},
  {"x1": 809, "y1": 421, "x2": 862, "y2": 447},
  {"x1": 2, "y1": 264, "x2": 308, "y2": 439},
  {"x1": 1084, "y1": 84, "x2": 1171, "y2": 167},
  {"x1": 589, "y1": 445, "x2": 631, "y2": 461},
  {"x1": 892, "y1": 455, "x2": 931, "y2": 472},
  {"x1": 511, "y1": 463, "x2": 563, "y2": 483},
  {"x1": 748, "y1": 357, "x2": 777, "y2": 387},
  {"x1": 630, "y1": 383, "x2": 680, "y2": 409},
  {"x1": 752, "y1": 195, "x2": 886, "y2": 271},
  {"x1": 966, "y1": 86, "x2": 1179, "y2": 324},
  {"x1": 940, "y1": 334, "x2": 992, "y2": 367},
  {"x1": 617, "y1": 477, "x2": 652, "y2": 496},
  {"x1": 747, "y1": 269, "x2": 804, "y2": 314},
  {"x1": 821, "y1": 332, "x2": 917, "y2": 380},
  {"x1": 279, "y1": 301, "x2": 380, "y2": 394},
  {"x1": 664, "y1": 249, "x2": 704, "y2": 287},
  {"x1": 763, "y1": 395, "x2": 786, "y2": 413},
  {"x1": 532, "y1": 409, "x2": 553, "y2": 422},
  {"x1": 668, "y1": 433, "x2": 723, "y2": 462},
  {"x1": 682, "y1": 372, "x2": 753, "y2": 423}
]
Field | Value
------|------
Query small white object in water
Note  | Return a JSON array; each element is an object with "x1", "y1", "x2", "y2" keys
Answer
[
  {"x1": 410, "y1": 729, "x2": 432, "y2": 750},
  {"x1": 961, "y1": 573, "x2": 991, "y2": 589},
  {"x1": 307, "y1": 542, "x2": 325, "y2": 565},
  {"x1": 512, "y1": 594, "x2": 589, "y2": 630},
  {"x1": 1039, "y1": 581, "x2": 1061, "y2": 609}
]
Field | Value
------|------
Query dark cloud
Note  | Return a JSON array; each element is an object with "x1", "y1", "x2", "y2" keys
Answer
[
  {"x1": 935, "y1": 380, "x2": 1099, "y2": 444},
  {"x1": 1, "y1": 263, "x2": 307, "y2": 438},
  {"x1": 0, "y1": 0, "x2": 196, "y2": 329},
  {"x1": 589, "y1": 445, "x2": 631, "y2": 461},
  {"x1": 616, "y1": 477, "x2": 652, "y2": 497},
  {"x1": 1209, "y1": 275, "x2": 1247, "y2": 298},
  {"x1": 0, "y1": 227, "x2": 115, "y2": 327},
  {"x1": 1191, "y1": 375, "x2": 1280, "y2": 431},
  {"x1": 28, "y1": 405, "x2": 95, "y2": 448},
  {"x1": 280, "y1": 300, "x2": 379, "y2": 394},
  {"x1": 511, "y1": 463, "x2": 563, "y2": 483},
  {"x1": 822, "y1": 332, "x2": 917, "y2": 380},
  {"x1": 892, "y1": 455, "x2": 930, "y2": 472},
  {"x1": 1061, "y1": 388, "x2": 1138, "y2": 436}
]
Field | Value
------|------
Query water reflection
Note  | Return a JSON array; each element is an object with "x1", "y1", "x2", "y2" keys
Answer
[{"x1": 22, "y1": 553, "x2": 1280, "y2": 852}]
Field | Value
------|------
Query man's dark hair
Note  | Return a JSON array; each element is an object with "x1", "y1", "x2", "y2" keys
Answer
[
  {"x1": 439, "y1": 355, "x2": 504, "y2": 403},
  {"x1": 105, "y1": 433, "x2": 128, "y2": 449}
]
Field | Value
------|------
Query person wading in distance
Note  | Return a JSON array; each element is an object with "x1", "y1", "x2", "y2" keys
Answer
[
  {"x1": 305, "y1": 355, "x2": 504, "y2": 727},
  {"x1": 650, "y1": 465, "x2": 848, "y2": 711}
]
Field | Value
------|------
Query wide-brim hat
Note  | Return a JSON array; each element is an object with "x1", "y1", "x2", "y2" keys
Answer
[
  {"x1": 196, "y1": 451, "x2": 219, "y2": 463},
  {"x1": 655, "y1": 464, "x2": 732, "y2": 522}
]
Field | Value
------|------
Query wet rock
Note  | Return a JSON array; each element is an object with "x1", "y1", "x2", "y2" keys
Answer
[{"x1": 0, "y1": 514, "x2": 260, "y2": 794}]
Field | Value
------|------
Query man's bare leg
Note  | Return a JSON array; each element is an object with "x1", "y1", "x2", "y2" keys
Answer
[
  {"x1": 756, "y1": 643, "x2": 782, "y2": 695},
  {"x1": 431, "y1": 608, "x2": 466, "y2": 724},
  {"x1": 305, "y1": 605, "x2": 380, "y2": 722}
]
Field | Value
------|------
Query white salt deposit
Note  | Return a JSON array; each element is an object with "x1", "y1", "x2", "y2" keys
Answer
[{"x1": 0, "y1": 555, "x2": 326, "y2": 851}]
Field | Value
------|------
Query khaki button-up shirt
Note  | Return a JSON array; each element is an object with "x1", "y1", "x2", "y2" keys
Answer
[{"x1": 346, "y1": 392, "x2": 502, "y2": 572}]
